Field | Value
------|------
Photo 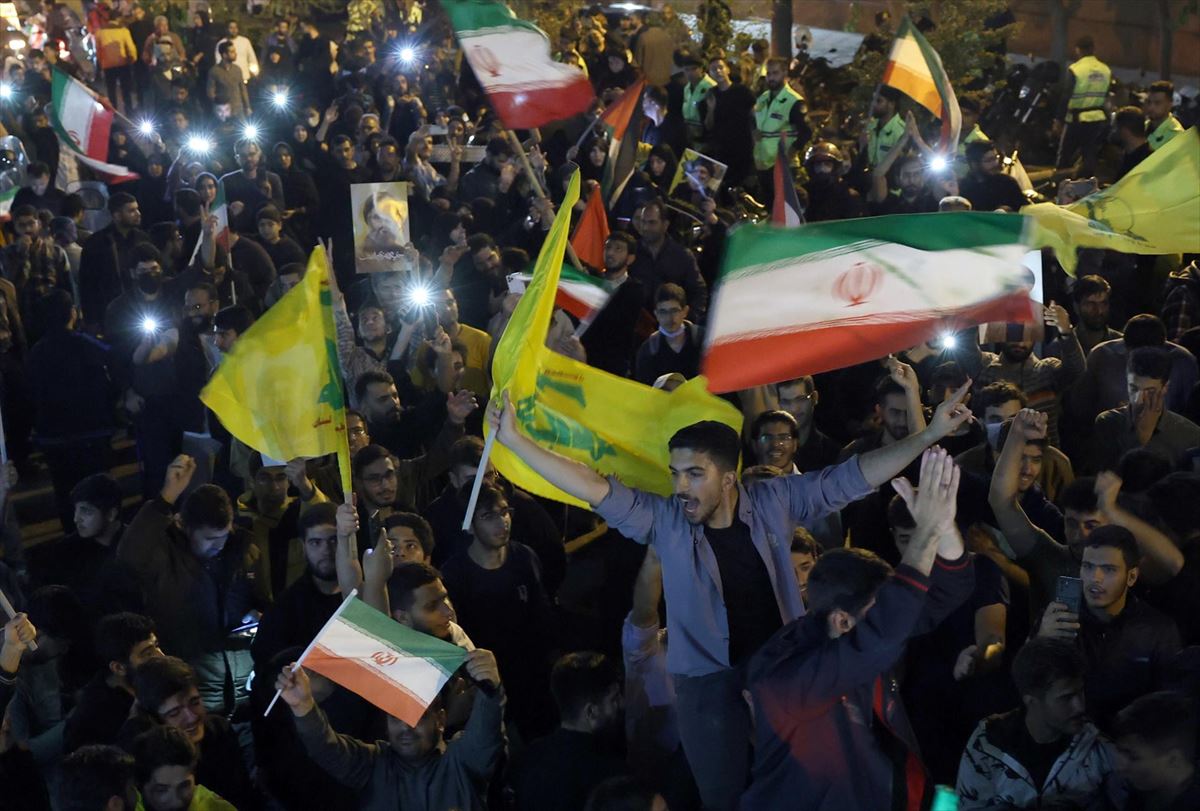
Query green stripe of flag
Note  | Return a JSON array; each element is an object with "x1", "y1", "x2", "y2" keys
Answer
[
  {"x1": 337, "y1": 599, "x2": 464, "y2": 678},
  {"x1": 443, "y1": 0, "x2": 541, "y2": 37},
  {"x1": 718, "y1": 212, "x2": 1030, "y2": 283}
]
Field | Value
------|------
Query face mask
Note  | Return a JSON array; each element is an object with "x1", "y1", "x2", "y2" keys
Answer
[{"x1": 136, "y1": 273, "x2": 162, "y2": 295}]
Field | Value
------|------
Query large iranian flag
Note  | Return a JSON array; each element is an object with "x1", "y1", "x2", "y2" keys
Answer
[
  {"x1": 444, "y1": 0, "x2": 594, "y2": 130},
  {"x1": 882, "y1": 17, "x2": 961, "y2": 148},
  {"x1": 703, "y1": 212, "x2": 1036, "y2": 392},
  {"x1": 302, "y1": 597, "x2": 468, "y2": 726}
]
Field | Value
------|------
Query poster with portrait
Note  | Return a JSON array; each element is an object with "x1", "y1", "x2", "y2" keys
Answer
[
  {"x1": 668, "y1": 149, "x2": 728, "y2": 196},
  {"x1": 350, "y1": 181, "x2": 415, "y2": 273}
]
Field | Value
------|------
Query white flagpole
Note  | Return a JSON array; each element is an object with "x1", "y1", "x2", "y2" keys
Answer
[
  {"x1": 263, "y1": 588, "x2": 358, "y2": 716},
  {"x1": 460, "y1": 429, "x2": 497, "y2": 531}
]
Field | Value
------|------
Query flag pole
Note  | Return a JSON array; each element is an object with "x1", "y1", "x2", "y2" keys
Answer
[
  {"x1": 460, "y1": 428, "x2": 497, "y2": 531},
  {"x1": 507, "y1": 130, "x2": 586, "y2": 271},
  {"x1": 264, "y1": 587, "x2": 359, "y2": 716},
  {"x1": 0, "y1": 586, "x2": 37, "y2": 652}
]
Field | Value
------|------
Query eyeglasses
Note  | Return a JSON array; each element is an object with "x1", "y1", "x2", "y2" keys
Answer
[{"x1": 347, "y1": 426, "x2": 367, "y2": 438}]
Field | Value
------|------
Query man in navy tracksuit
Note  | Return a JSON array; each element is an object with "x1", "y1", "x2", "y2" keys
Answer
[{"x1": 742, "y1": 448, "x2": 976, "y2": 810}]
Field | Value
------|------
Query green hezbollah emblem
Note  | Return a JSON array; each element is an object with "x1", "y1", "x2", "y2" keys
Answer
[
  {"x1": 317, "y1": 336, "x2": 344, "y2": 411},
  {"x1": 514, "y1": 374, "x2": 616, "y2": 462}
]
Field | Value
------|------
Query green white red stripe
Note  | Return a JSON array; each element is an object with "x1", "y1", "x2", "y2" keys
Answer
[
  {"x1": 703, "y1": 212, "x2": 1035, "y2": 392},
  {"x1": 443, "y1": 0, "x2": 594, "y2": 130},
  {"x1": 0, "y1": 187, "x2": 16, "y2": 220},
  {"x1": 303, "y1": 598, "x2": 468, "y2": 726},
  {"x1": 50, "y1": 68, "x2": 114, "y2": 160},
  {"x1": 512, "y1": 265, "x2": 613, "y2": 321},
  {"x1": 882, "y1": 17, "x2": 961, "y2": 147}
]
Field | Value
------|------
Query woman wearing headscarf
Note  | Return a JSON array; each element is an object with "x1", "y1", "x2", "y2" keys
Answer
[
  {"x1": 186, "y1": 10, "x2": 219, "y2": 78},
  {"x1": 270, "y1": 142, "x2": 319, "y2": 250}
]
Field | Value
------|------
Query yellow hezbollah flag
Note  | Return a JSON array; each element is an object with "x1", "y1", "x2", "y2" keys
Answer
[
  {"x1": 490, "y1": 171, "x2": 743, "y2": 508},
  {"x1": 201, "y1": 246, "x2": 352, "y2": 498},
  {"x1": 1028, "y1": 127, "x2": 1200, "y2": 274}
]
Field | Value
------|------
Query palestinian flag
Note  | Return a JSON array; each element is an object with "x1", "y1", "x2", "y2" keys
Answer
[
  {"x1": 570, "y1": 186, "x2": 610, "y2": 271},
  {"x1": 510, "y1": 264, "x2": 613, "y2": 322},
  {"x1": 444, "y1": 0, "x2": 594, "y2": 130},
  {"x1": 882, "y1": 17, "x2": 961, "y2": 148},
  {"x1": 49, "y1": 68, "x2": 114, "y2": 160},
  {"x1": 598, "y1": 78, "x2": 646, "y2": 206},
  {"x1": 302, "y1": 597, "x2": 468, "y2": 726},
  {"x1": 703, "y1": 212, "x2": 1036, "y2": 392},
  {"x1": 771, "y1": 136, "x2": 803, "y2": 226}
]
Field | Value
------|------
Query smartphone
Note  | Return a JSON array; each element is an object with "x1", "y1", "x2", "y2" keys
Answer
[{"x1": 1055, "y1": 575, "x2": 1083, "y2": 614}]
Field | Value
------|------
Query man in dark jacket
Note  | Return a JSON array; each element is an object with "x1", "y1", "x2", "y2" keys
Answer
[
  {"x1": 629, "y1": 200, "x2": 707, "y2": 320},
  {"x1": 79, "y1": 193, "x2": 150, "y2": 329},
  {"x1": 581, "y1": 231, "x2": 646, "y2": 378},
  {"x1": 117, "y1": 455, "x2": 269, "y2": 714},
  {"x1": 274, "y1": 646, "x2": 506, "y2": 811},
  {"x1": 26, "y1": 290, "x2": 116, "y2": 530},
  {"x1": 742, "y1": 448, "x2": 975, "y2": 810}
]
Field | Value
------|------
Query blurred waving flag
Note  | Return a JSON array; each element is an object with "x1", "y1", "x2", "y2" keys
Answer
[
  {"x1": 570, "y1": 185, "x2": 611, "y2": 271},
  {"x1": 882, "y1": 17, "x2": 961, "y2": 148},
  {"x1": 444, "y1": 0, "x2": 594, "y2": 130},
  {"x1": 703, "y1": 212, "x2": 1036, "y2": 392},
  {"x1": 1028, "y1": 127, "x2": 1200, "y2": 274}
]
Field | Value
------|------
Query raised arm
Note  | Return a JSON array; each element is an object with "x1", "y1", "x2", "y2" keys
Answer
[
  {"x1": 275, "y1": 664, "x2": 376, "y2": 791},
  {"x1": 488, "y1": 391, "x2": 611, "y2": 507},
  {"x1": 886, "y1": 356, "x2": 928, "y2": 436},
  {"x1": 1094, "y1": 471, "x2": 1184, "y2": 584},
  {"x1": 118, "y1": 455, "x2": 196, "y2": 579},
  {"x1": 986, "y1": 409, "x2": 1050, "y2": 558},
  {"x1": 857, "y1": 379, "x2": 972, "y2": 488}
]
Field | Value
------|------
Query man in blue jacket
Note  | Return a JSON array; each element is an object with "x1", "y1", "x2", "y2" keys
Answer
[
  {"x1": 742, "y1": 448, "x2": 976, "y2": 810},
  {"x1": 487, "y1": 381, "x2": 975, "y2": 810}
]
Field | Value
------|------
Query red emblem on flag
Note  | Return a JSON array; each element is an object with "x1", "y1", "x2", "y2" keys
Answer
[
  {"x1": 472, "y1": 45, "x2": 502, "y2": 77},
  {"x1": 370, "y1": 650, "x2": 399, "y2": 667},
  {"x1": 833, "y1": 262, "x2": 883, "y2": 307}
]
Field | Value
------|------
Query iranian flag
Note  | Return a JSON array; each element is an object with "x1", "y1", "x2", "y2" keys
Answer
[
  {"x1": 187, "y1": 181, "x2": 230, "y2": 264},
  {"x1": 882, "y1": 17, "x2": 961, "y2": 148},
  {"x1": 703, "y1": 212, "x2": 1036, "y2": 392},
  {"x1": 444, "y1": 0, "x2": 594, "y2": 130},
  {"x1": 48, "y1": 68, "x2": 137, "y2": 182},
  {"x1": 301, "y1": 597, "x2": 468, "y2": 726},
  {"x1": 599, "y1": 78, "x2": 645, "y2": 206},
  {"x1": 510, "y1": 264, "x2": 613, "y2": 322},
  {"x1": 50, "y1": 68, "x2": 114, "y2": 160}
]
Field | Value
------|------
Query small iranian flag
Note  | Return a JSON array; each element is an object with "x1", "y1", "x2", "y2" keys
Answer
[
  {"x1": 599, "y1": 78, "x2": 645, "y2": 206},
  {"x1": 49, "y1": 67, "x2": 114, "y2": 160},
  {"x1": 187, "y1": 181, "x2": 230, "y2": 264},
  {"x1": 703, "y1": 212, "x2": 1036, "y2": 392},
  {"x1": 882, "y1": 17, "x2": 961, "y2": 148},
  {"x1": 302, "y1": 597, "x2": 468, "y2": 726},
  {"x1": 510, "y1": 264, "x2": 613, "y2": 322},
  {"x1": 444, "y1": 0, "x2": 594, "y2": 130},
  {"x1": 0, "y1": 187, "x2": 16, "y2": 221}
]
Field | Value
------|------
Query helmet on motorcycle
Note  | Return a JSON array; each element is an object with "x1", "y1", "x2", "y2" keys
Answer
[{"x1": 804, "y1": 141, "x2": 846, "y2": 171}]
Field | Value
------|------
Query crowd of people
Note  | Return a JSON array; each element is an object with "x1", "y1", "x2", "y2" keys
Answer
[{"x1": 0, "y1": 1, "x2": 1198, "y2": 810}]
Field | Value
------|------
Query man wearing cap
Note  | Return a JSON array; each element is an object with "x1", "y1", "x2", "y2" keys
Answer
[{"x1": 254, "y1": 206, "x2": 305, "y2": 273}]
